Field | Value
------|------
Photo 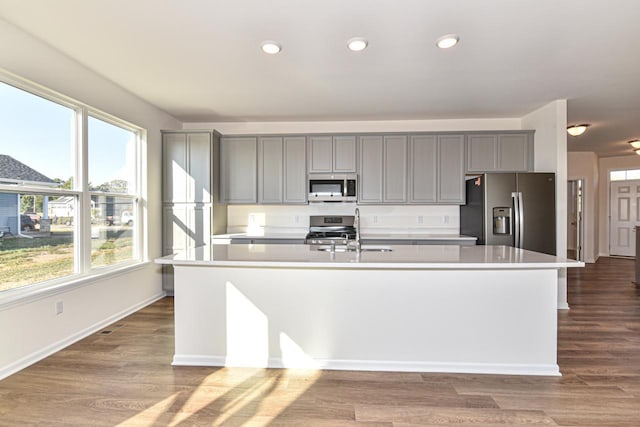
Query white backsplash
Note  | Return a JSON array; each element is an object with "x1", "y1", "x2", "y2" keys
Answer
[{"x1": 226, "y1": 204, "x2": 460, "y2": 235}]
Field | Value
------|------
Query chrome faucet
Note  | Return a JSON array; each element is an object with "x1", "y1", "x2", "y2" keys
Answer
[{"x1": 353, "y1": 207, "x2": 361, "y2": 252}]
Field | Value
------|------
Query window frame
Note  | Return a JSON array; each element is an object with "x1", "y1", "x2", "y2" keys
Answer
[{"x1": 0, "y1": 70, "x2": 146, "y2": 301}]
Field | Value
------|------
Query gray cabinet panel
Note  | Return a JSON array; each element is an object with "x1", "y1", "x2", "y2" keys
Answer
[
  {"x1": 221, "y1": 137, "x2": 257, "y2": 203},
  {"x1": 438, "y1": 135, "x2": 465, "y2": 203},
  {"x1": 187, "y1": 133, "x2": 212, "y2": 204},
  {"x1": 383, "y1": 135, "x2": 408, "y2": 203},
  {"x1": 498, "y1": 134, "x2": 529, "y2": 171},
  {"x1": 258, "y1": 137, "x2": 284, "y2": 204},
  {"x1": 467, "y1": 132, "x2": 533, "y2": 172},
  {"x1": 308, "y1": 136, "x2": 333, "y2": 173},
  {"x1": 467, "y1": 135, "x2": 497, "y2": 172},
  {"x1": 358, "y1": 136, "x2": 384, "y2": 203},
  {"x1": 284, "y1": 137, "x2": 307, "y2": 203},
  {"x1": 162, "y1": 133, "x2": 188, "y2": 203},
  {"x1": 333, "y1": 136, "x2": 357, "y2": 172},
  {"x1": 409, "y1": 135, "x2": 437, "y2": 203}
]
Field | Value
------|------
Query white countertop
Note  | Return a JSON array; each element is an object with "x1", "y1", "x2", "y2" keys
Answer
[
  {"x1": 211, "y1": 232, "x2": 476, "y2": 241},
  {"x1": 156, "y1": 244, "x2": 583, "y2": 270}
]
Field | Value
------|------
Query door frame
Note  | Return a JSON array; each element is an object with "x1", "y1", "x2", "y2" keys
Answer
[
  {"x1": 609, "y1": 178, "x2": 640, "y2": 257},
  {"x1": 567, "y1": 179, "x2": 584, "y2": 261}
]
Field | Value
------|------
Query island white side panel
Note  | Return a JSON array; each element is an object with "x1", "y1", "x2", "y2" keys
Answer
[{"x1": 173, "y1": 266, "x2": 559, "y2": 376}]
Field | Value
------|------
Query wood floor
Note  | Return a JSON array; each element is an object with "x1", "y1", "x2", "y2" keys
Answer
[{"x1": 1, "y1": 257, "x2": 639, "y2": 426}]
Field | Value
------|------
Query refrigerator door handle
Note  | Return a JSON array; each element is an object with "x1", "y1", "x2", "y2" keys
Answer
[
  {"x1": 512, "y1": 192, "x2": 520, "y2": 248},
  {"x1": 518, "y1": 192, "x2": 524, "y2": 249}
]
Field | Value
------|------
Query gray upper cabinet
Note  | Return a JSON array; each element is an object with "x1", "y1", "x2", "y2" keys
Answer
[
  {"x1": 409, "y1": 135, "x2": 438, "y2": 203},
  {"x1": 358, "y1": 136, "x2": 384, "y2": 203},
  {"x1": 408, "y1": 134, "x2": 464, "y2": 204},
  {"x1": 220, "y1": 137, "x2": 258, "y2": 204},
  {"x1": 383, "y1": 136, "x2": 408, "y2": 203},
  {"x1": 258, "y1": 137, "x2": 284, "y2": 204},
  {"x1": 438, "y1": 135, "x2": 465, "y2": 203},
  {"x1": 283, "y1": 137, "x2": 307, "y2": 203},
  {"x1": 308, "y1": 135, "x2": 356, "y2": 173},
  {"x1": 498, "y1": 134, "x2": 530, "y2": 171},
  {"x1": 333, "y1": 136, "x2": 357, "y2": 173},
  {"x1": 162, "y1": 132, "x2": 212, "y2": 204},
  {"x1": 359, "y1": 135, "x2": 408, "y2": 204},
  {"x1": 467, "y1": 132, "x2": 532, "y2": 172},
  {"x1": 258, "y1": 136, "x2": 307, "y2": 204}
]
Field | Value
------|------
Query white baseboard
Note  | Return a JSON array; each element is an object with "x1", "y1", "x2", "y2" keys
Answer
[
  {"x1": 558, "y1": 302, "x2": 570, "y2": 310},
  {"x1": 172, "y1": 354, "x2": 561, "y2": 377},
  {"x1": 0, "y1": 292, "x2": 166, "y2": 381}
]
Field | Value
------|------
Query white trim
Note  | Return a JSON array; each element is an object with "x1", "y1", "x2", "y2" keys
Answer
[
  {"x1": 172, "y1": 355, "x2": 561, "y2": 377},
  {"x1": 558, "y1": 302, "x2": 570, "y2": 310},
  {"x1": 0, "y1": 291, "x2": 166, "y2": 381},
  {"x1": 0, "y1": 261, "x2": 153, "y2": 311}
]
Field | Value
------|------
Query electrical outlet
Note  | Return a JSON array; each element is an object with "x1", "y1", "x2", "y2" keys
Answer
[
  {"x1": 294, "y1": 215, "x2": 299, "y2": 224},
  {"x1": 55, "y1": 300, "x2": 64, "y2": 315},
  {"x1": 372, "y1": 215, "x2": 378, "y2": 224},
  {"x1": 417, "y1": 215, "x2": 424, "y2": 224},
  {"x1": 442, "y1": 215, "x2": 449, "y2": 224}
]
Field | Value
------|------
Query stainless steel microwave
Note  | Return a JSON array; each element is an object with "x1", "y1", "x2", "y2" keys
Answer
[{"x1": 308, "y1": 174, "x2": 357, "y2": 202}]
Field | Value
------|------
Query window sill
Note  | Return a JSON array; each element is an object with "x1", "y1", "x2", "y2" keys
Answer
[{"x1": 0, "y1": 261, "x2": 154, "y2": 312}]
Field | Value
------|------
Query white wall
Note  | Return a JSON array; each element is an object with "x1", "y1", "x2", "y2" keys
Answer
[
  {"x1": 598, "y1": 155, "x2": 640, "y2": 257},
  {"x1": 0, "y1": 18, "x2": 180, "y2": 379},
  {"x1": 226, "y1": 204, "x2": 460, "y2": 235},
  {"x1": 568, "y1": 152, "x2": 599, "y2": 263},
  {"x1": 522, "y1": 100, "x2": 569, "y2": 309}
]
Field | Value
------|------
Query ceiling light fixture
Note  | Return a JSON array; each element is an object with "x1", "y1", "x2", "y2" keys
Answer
[
  {"x1": 635, "y1": 149, "x2": 640, "y2": 156},
  {"x1": 628, "y1": 140, "x2": 640, "y2": 149},
  {"x1": 566, "y1": 124, "x2": 590, "y2": 137},
  {"x1": 347, "y1": 37, "x2": 368, "y2": 52},
  {"x1": 436, "y1": 34, "x2": 459, "y2": 49},
  {"x1": 261, "y1": 41, "x2": 281, "y2": 54}
]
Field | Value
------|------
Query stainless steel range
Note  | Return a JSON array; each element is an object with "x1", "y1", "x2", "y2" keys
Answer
[{"x1": 305, "y1": 215, "x2": 356, "y2": 245}]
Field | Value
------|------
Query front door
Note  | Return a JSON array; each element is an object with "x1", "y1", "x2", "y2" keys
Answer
[{"x1": 610, "y1": 179, "x2": 640, "y2": 256}]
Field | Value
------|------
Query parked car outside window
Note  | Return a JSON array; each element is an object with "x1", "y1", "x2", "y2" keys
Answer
[{"x1": 121, "y1": 211, "x2": 133, "y2": 226}]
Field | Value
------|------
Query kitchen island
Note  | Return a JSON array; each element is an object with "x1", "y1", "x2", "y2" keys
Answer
[{"x1": 157, "y1": 244, "x2": 583, "y2": 376}]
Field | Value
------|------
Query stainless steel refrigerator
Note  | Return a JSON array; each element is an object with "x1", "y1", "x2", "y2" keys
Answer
[{"x1": 460, "y1": 173, "x2": 556, "y2": 255}]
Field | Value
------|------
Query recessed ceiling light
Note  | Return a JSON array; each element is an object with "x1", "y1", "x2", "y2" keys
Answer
[
  {"x1": 567, "y1": 124, "x2": 590, "y2": 137},
  {"x1": 347, "y1": 37, "x2": 368, "y2": 52},
  {"x1": 635, "y1": 149, "x2": 640, "y2": 156},
  {"x1": 436, "y1": 34, "x2": 459, "y2": 49},
  {"x1": 629, "y1": 140, "x2": 640, "y2": 149},
  {"x1": 261, "y1": 41, "x2": 281, "y2": 54}
]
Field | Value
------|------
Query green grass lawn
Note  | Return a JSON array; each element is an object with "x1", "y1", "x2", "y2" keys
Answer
[{"x1": 0, "y1": 231, "x2": 133, "y2": 292}]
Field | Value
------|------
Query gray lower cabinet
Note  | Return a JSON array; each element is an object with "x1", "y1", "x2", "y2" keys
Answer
[
  {"x1": 467, "y1": 132, "x2": 532, "y2": 172},
  {"x1": 308, "y1": 135, "x2": 356, "y2": 173},
  {"x1": 221, "y1": 137, "x2": 258, "y2": 203},
  {"x1": 229, "y1": 238, "x2": 305, "y2": 244},
  {"x1": 258, "y1": 136, "x2": 307, "y2": 204},
  {"x1": 363, "y1": 239, "x2": 476, "y2": 246}
]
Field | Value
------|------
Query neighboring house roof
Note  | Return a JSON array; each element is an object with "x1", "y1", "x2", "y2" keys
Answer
[
  {"x1": 48, "y1": 196, "x2": 74, "y2": 205},
  {"x1": 0, "y1": 154, "x2": 58, "y2": 186}
]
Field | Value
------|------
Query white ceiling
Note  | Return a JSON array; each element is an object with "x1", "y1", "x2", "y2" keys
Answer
[{"x1": 1, "y1": 0, "x2": 640, "y2": 157}]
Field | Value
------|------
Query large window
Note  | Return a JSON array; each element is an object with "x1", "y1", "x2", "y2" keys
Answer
[{"x1": 0, "y1": 77, "x2": 144, "y2": 294}]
